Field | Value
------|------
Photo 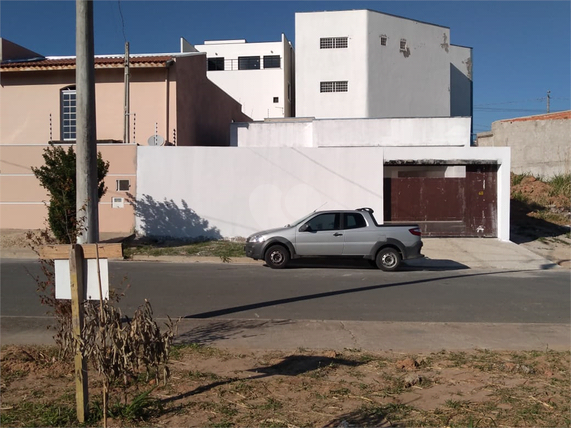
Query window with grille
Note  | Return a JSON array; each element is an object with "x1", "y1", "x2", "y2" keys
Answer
[
  {"x1": 238, "y1": 56, "x2": 260, "y2": 70},
  {"x1": 320, "y1": 81, "x2": 348, "y2": 93},
  {"x1": 380, "y1": 35, "x2": 387, "y2": 46},
  {"x1": 207, "y1": 57, "x2": 224, "y2": 71},
  {"x1": 263, "y1": 55, "x2": 281, "y2": 68},
  {"x1": 61, "y1": 87, "x2": 76, "y2": 140},
  {"x1": 400, "y1": 39, "x2": 407, "y2": 52},
  {"x1": 320, "y1": 37, "x2": 348, "y2": 49}
]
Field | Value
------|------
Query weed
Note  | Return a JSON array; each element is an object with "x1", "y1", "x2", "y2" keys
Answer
[
  {"x1": 0, "y1": 401, "x2": 78, "y2": 427},
  {"x1": 548, "y1": 173, "x2": 571, "y2": 198},
  {"x1": 261, "y1": 397, "x2": 283, "y2": 411},
  {"x1": 512, "y1": 173, "x2": 533, "y2": 186}
]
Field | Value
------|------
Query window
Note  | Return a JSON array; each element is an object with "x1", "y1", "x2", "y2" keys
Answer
[
  {"x1": 263, "y1": 55, "x2": 281, "y2": 68},
  {"x1": 61, "y1": 86, "x2": 76, "y2": 140},
  {"x1": 320, "y1": 37, "x2": 348, "y2": 49},
  {"x1": 116, "y1": 179, "x2": 130, "y2": 191},
  {"x1": 273, "y1": 97, "x2": 279, "y2": 103},
  {"x1": 238, "y1": 56, "x2": 260, "y2": 70},
  {"x1": 343, "y1": 213, "x2": 367, "y2": 230},
  {"x1": 400, "y1": 39, "x2": 407, "y2": 52},
  {"x1": 207, "y1": 57, "x2": 224, "y2": 71},
  {"x1": 320, "y1": 81, "x2": 348, "y2": 93},
  {"x1": 305, "y1": 213, "x2": 340, "y2": 231},
  {"x1": 380, "y1": 35, "x2": 387, "y2": 46}
]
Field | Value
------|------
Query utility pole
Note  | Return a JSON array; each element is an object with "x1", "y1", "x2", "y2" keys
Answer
[
  {"x1": 123, "y1": 42, "x2": 130, "y2": 144},
  {"x1": 546, "y1": 90, "x2": 551, "y2": 113},
  {"x1": 76, "y1": 0, "x2": 99, "y2": 244}
]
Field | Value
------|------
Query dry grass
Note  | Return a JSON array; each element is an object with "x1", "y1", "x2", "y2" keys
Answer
[{"x1": 1, "y1": 345, "x2": 569, "y2": 427}]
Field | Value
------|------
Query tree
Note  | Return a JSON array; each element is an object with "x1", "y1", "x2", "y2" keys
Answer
[{"x1": 32, "y1": 143, "x2": 109, "y2": 243}]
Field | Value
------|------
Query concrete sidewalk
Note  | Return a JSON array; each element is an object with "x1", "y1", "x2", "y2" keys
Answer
[
  {"x1": 0, "y1": 236, "x2": 561, "y2": 271},
  {"x1": 129, "y1": 238, "x2": 560, "y2": 272}
]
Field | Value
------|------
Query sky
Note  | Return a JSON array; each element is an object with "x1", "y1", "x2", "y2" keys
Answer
[{"x1": 1, "y1": 0, "x2": 569, "y2": 134}]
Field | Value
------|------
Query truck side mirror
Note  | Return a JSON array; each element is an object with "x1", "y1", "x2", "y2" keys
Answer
[{"x1": 300, "y1": 224, "x2": 311, "y2": 232}]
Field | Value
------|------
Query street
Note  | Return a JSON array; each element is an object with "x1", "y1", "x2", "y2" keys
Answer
[{"x1": 2, "y1": 259, "x2": 569, "y2": 323}]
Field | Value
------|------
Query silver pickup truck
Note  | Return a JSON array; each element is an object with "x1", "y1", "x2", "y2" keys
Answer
[{"x1": 244, "y1": 208, "x2": 423, "y2": 271}]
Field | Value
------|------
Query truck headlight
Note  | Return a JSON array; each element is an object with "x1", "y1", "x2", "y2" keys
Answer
[{"x1": 248, "y1": 234, "x2": 266, "y2": 243}]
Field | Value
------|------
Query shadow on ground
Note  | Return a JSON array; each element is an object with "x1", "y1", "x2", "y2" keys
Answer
[
  {"x1": 278, "y1": 258, "x2": 469, "y2": 271},
  {"x1": 175, "y1": 319, "x2": 293, "y2": 345},
  {"x1": 510, "y1": 199, "x2": 570, "y2": 244}
]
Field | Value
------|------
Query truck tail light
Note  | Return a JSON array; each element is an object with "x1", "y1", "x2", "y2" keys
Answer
[{"x1": 409, "y1": 227, "x2": 422, "y2": 236}]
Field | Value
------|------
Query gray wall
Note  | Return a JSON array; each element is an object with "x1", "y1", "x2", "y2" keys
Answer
[{"x1": 476, "y1": 113, "x2": 570, "y2": 178}]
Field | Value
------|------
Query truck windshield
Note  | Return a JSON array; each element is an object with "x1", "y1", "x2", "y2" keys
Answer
[{"x1": 286, "y1": 212, "x2": 314, "y2": 227}]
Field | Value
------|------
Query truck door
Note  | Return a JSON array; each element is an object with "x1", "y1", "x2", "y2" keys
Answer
[
  {"x1": 341, "y1": 212, "x2": 376, "y2": 255},
  {"x1": 295, "y1": 213, "x2": 344, "y2": 256}
]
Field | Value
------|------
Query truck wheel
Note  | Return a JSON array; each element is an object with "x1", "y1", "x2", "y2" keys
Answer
[
  {"x1": 376, "y1": 247, "x2": 401, "y2": 271},
  {"x1": 265, "y1": 245, "x2": 290, "y2": 269}
]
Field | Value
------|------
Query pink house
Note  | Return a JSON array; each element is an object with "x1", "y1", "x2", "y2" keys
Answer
[{"x1": 0, "y1": 39, "x2": 251, "y2": 233}]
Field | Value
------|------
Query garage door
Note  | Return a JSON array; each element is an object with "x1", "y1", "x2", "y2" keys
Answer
[{"x1": 383, "y1": 165, "x2": 497, "y2": 237}]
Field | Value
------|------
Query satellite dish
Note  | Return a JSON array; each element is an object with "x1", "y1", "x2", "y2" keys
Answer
[{"x1": 147, "y1": 134, "x2": 165, "y2": 146}]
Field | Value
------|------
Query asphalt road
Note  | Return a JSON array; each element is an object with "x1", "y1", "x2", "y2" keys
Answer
[{"x1": 2, "y1": 259, "x2": 569, "y2": 324}]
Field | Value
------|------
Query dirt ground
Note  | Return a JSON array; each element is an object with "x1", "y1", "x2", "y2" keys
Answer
[{"x1": 1, "y1": 345, "x2": 569, "y2": 427}]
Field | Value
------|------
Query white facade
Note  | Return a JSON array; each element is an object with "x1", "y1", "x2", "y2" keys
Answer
[
  {"x1": 188, "y1": 35, "x2": 295, "y2": 121},
  {"x1": 136, "y1": 145, "x2": 510, "y2": 241},
  {"x1": 232, "y1": 117, "x2": 472, "y2": 148},
  {"x1": 295, "y1": 9, "x2": 472, "y2": 120}
]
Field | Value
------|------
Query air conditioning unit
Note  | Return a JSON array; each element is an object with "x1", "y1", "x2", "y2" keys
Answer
[{"x1": 112, "y1": 197, "x2": 124, "y2": 209}]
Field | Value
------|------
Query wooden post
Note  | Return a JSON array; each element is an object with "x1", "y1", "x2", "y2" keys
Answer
[{"x1": 70, "y1": 244, "x2": 89, "y2": 422}]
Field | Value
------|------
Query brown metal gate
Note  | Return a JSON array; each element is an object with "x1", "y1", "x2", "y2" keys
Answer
[{"x1": 383, "y1": 165, "x2": 497, "y2": 237}]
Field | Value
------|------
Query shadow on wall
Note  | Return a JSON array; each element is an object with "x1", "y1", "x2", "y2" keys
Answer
[{"x1": 129, "y1": 193, "x2": 222, "y2": 240}]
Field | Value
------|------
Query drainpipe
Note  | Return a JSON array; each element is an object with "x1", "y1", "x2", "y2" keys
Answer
[{"x1": 165, "y1": 58, "x2": 174, "y2": 144}]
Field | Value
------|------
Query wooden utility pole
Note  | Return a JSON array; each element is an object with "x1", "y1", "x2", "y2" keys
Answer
[
  {"x1": 546, "y1": 90, "x2": 551, "y2": 113},
  {"x1": 69, "y1": 244, "x2": 89, "y2": 422},
  {"x1": 76, "y1": 0, "x2": 99, "y2": 244}
]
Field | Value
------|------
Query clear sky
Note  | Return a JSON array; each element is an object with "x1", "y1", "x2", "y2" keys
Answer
[{"x1": 1, "y1": 0, "x2": 569, "y2": 134}]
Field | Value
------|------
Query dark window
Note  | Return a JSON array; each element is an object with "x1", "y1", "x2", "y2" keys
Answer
[
  {"x1": 116, "y1": 179, "x2": 130, "y2": 191},
  {"x1": 344, "y1": 213, "x2": 367, "y2": 230},
  {"x1": 305, "y1": 213, "x2": 340, "y2": 231},
  {"x1": 380, "y1": 35, "x2": 387, "y2": 46},
  {"x1": 61, "y1": 86, "x2": 76, "y2": 140},
  {"x1": 263, "y1": 55, "x2": 281, "y2": 68},
  {"x1": 273, "y1": 97, "x2": 279, "y2": 103},
  {"x1": 238, "y1": 56, "x2": 260, "y2": 70},
  {"x1": 207, "y1": 57, "x2": 224, "y2": 71}
]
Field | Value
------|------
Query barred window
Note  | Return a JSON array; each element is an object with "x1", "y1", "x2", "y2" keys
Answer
[
  {"x1": 320, "y1": 37, "x2": 348, "y2": 49},
  {"x1": 320, "y1": 81, "x2": 348, "y2": 93},
  {"x1": 61, "y1": 86, "x2": 76, "y2": 140},
  {"x1": 380, "y1": 35, "x2": 388, "y2": 46},
  {"x1": 238, "y1": 56, "x2": 260, "y2": 70},
  {"x1": 263, "y1": 55, "x2": 281, "y2": 68},
  {"x1": 400, "y1": 39, "x2": 407, "y2": 52}
]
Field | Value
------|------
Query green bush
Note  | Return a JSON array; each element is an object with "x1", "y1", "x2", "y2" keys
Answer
[{"x1": 32, "y1": 144, "x2": 109, "y2": 243}]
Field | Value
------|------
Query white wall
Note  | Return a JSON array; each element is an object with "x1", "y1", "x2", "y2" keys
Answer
[
  {"x1": 233, "y1": 117, "x2": 472, "y2": 148},
  {"x1": 136, "y1": 146, "x2": 385, "y2": 238},
  {"x1": 295, "y1": 10, "x2": 452, "y2": 119},
  {"x1": 194, "y1": 35, "x2": 293, "y2": 120}
]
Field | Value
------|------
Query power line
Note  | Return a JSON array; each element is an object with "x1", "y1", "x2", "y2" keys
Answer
[{"x1": 117, "y1": 0, "x2": 127, "y2": 44}]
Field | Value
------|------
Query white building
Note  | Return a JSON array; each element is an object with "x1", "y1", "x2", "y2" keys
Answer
[
  {"x1": 295, "y1": 9, "x2": 472, "y2": 120},
  {"x1": 184, "y1": 35, "x2": 295, "y2": 121}
]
